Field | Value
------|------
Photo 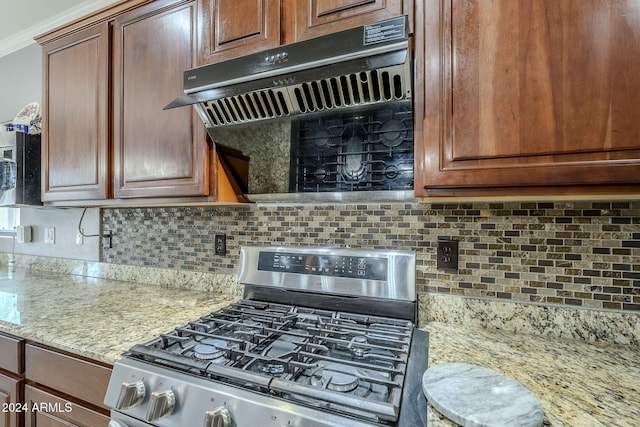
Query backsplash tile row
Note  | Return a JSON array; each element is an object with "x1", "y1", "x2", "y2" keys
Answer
[{"x1": 102, "y1": 201, "x2": 640, "y2": 312}]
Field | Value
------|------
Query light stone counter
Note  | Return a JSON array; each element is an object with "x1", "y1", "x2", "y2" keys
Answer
[
  {"x1": 0, "y1": 269, "x2": 240, "y2": 364},
  {"x1": 424, "y1": 322, "x2": 640, "y2": 427},
  {"x1": 1, "y1": 264, "x2": 638, "y2": 426}
]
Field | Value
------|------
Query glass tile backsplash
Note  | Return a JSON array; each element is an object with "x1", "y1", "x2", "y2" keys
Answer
[{"x1": 102, "y1": 201, "x2": 640, "y2": 313}]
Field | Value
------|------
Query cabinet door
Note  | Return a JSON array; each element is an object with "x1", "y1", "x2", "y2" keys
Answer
[
  {"x1": 416, "y1": 0, "x2": 640, "y2": 197},
  {"x1": 113, "y1": 0, "x2": 208, "y2": 198},
  {"x1": 0, "y1": 373, "x2": 22, "y2": 427},
  {"x1": 198, "y1": 0, "x2": 280, "y2": 64},
  {"x1": 24, "y1": 385, "x2": 109, "y2": 427},
  {"x1": 41, "y1": 23, "x2": 110, "y2": 202},
  {"x1": 283, "y1": 0, "x2": 411, "y2": 43}
]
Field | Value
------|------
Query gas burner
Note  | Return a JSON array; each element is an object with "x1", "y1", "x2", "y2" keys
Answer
[
  {"x1": 193, "y1": 338, "x2": 234, "y2": 361},
  {"x1": 379, "y1": 119, "x2": 408, "y2": 148},
  {"x1": 349, "y1": 336, "x2": 368, "y2": 358},
  {"x1": 311, "y1": 364, "x2": 360, "y2": 393},
  {"x1": 312, "y1": 129, "x2": 331, "y2": 149},
  {"x1": 385, "y1": 164, "x2": 399, "y2": 179},
  {"x1": 342, "y1": 135, "x2": 366, "y2": 181},
  {"x1": 314, "y1": 167, "x2": 327, "y2": 182}
]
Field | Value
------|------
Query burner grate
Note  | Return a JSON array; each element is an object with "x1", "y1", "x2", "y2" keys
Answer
[
  {"x1": 127, "y1": 299, "x2": 413, "y2": 424},
  {"x1": 290, "y1": 101, "x2": 413, "y2": 193}
]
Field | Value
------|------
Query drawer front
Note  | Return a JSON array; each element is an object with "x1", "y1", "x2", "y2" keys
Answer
[
  {"x1": 0, "y1": 333, "x2": 24, "y2": 374},
  {"x1": 25, "y1": 344, "x2": 112, "y2": 410},
  {"x1": 24, "y1": 385, "x2": 110, "y2": 427}
]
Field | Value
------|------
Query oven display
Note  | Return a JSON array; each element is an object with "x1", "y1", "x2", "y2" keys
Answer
[{"x1": 257, "y1": 251, "x2": 387, "y2": 281}]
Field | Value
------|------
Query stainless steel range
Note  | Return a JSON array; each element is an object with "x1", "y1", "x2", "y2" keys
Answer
[{"x1": 104, "y1": 246, "x2": 428, "y2": 427}]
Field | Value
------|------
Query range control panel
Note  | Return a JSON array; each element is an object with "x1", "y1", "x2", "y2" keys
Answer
[{"x1": 257, "y1": 251, "x2": 388, "y2": 281}]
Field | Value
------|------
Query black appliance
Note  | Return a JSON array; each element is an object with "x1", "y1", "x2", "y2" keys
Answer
[{"x1": 0, "y1": 127, "x2": 41, "y2": 206}]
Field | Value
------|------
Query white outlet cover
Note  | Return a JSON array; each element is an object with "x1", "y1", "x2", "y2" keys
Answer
[{"x1": 44, "y1": 227, "x2": 55, "y2": 244}]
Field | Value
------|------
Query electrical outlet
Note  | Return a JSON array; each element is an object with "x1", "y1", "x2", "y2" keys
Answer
[
  {"x1": 44, "y1": 227, "x2": 55, "y2": 244},
  {"x1": 76, "y1": 229, "x2": 84, "y2": 245},
  {"x1": 214, "y1": 234, "x2": 226, "y2": 255},
  {"x1": 102, "y1": 231, "x2": 112, "y2": 249},
  {"x1": 437, "y1": 238, "x2": 459, "y2": 271}
]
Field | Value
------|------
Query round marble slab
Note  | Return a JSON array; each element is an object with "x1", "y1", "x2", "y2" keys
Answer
[{"x1": 423, "y1": 363, "x2": 543, "y2": 427}]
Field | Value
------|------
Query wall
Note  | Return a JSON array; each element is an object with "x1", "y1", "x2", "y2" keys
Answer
[
  {"x1": 102, "y1": 200, "x2": 640, "y2": 313},
  {"x1": 0, "y1": 43, "x2": 41, "y2": 122},
  {"x1": 15, "y1": 207, "x2": 100, "y2": 261}
]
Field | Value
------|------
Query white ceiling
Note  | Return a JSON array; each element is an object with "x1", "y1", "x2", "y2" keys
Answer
[{"x1": 0, "y1": 0, "x2": 117, "y2": 58}]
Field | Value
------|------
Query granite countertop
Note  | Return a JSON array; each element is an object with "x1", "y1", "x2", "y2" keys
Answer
[
  {"x1": 1, "y1": 268, "x2": 638, "y2": 426},
  {"x1": 424, "y1": 322, "x2": 640, "y2": 427},
  {"x1": 0, "y1": 269, "x2": 239, "y2": 364}
]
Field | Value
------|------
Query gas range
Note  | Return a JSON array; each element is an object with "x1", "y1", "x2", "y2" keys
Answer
[{"x1": 104, "y1": 247, "x2": 428, "y2": 427}]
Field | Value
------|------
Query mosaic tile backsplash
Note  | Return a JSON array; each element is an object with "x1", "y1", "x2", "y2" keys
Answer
[{"x1": 102, "y1": 201, "x2": 640, "y2": 313}]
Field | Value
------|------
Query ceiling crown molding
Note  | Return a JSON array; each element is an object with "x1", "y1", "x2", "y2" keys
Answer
[{"x1": 0, "y1": 0, "x2": 116, "y2": 58}]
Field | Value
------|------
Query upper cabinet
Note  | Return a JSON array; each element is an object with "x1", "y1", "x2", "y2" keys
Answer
[
  {"x1": 38, "y1": 0, "x2": 247, "y2": 205},
  {"x1": 282, "y1": 0, "x2": 412, "y2": 44},
  {"x1": 198, "y1": 0, "x2": 281, "y2": 65},
  {"x1": 196, "y1": 0, "x2": 411, "y2": 65},
  {"x1": 415, "y1": 0, "x2": 640, "y2": 197},
  {"x1": 113, "y1": 0, "x2": 207, "y2": 198},
  {"x1": 41, "y1": 23, "x2": 110, "y2": 202}
]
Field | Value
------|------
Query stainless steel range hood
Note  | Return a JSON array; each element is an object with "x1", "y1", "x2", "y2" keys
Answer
[{"x1": 165, "y1": 15, "x2": 412, "y2": 128}]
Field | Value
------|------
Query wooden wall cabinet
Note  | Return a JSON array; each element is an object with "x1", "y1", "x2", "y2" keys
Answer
[
  {"x1": 197, "y1": 0, "x2": 411, "y2": 65},
  {"x1": 282, "y1": 0, "x2": 412, "y2": 44},
  {"x1": 415, "y1": 0, "x2": 640, "y2": 197},
  {"x1": 41, "y1": 23, "x2": 110, "y2": 202},
  {"x1": 198, "y1": 0, "x2": 281, "y2": 65},
  {"x1": 38, "y1": 0, "x2": 247, "y2": 205},
  {"x1": 113, "y1": 0, "x2": 208, "y2": 198}
]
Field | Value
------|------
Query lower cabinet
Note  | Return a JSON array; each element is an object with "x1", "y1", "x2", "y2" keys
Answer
[
  {"x1": 24, "y1": 344, "x2": 111, "y2": 427},
  {"x1": 0, "y1": 372, "x2": 23, "y2": 427},
  {"x1": 24, "y1": 386, "x2": 109, "y2": 427}
]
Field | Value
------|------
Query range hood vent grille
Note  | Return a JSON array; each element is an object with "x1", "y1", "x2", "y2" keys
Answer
[{"x1": 196, "y1": 63, "x2": 411, "y2": 127}]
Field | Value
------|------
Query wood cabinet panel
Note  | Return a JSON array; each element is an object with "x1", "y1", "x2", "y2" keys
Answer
[
  {"x1": 415, "y1": 0, "x2": 640, "y2": 196},
  {"x1": 0, "y1": 373, "x2": 22, "y2": 427},
  {"x1": 0, "y1": 333, "x2": 24, "y2": 375},
  {"x1": 24, "y1": 344, "x2": 111, "y2": 411},
  {"x1": 113, "y1": 0, "x2": 209, "y2": 198},
  {"x1": 283, "y1": 0, "x2": 410, "y2": 43},
  {"x1": 198, "y1": 0, "x2": 280, "y2": 64},
  {"x1": 41, "y1": 23, "x2": 109, "y2": 202},
  {"x1": 24, "y1": 385, "x2": 109, "y2": 427}
]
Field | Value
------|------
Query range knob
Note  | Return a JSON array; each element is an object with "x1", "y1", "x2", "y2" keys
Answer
[
  {"x1": 115, "y1": 380, "x2": 146, "y2": 410},
  {"x1": 204, "y1": 407, "x2": 231, "y2": 427},
  {"x1": 145, "y1": 389, "x2": 176, "y2": 422}
]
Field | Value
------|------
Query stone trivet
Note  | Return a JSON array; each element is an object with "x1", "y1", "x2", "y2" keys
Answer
[{"x1": 422, "y1": 362, "x2": 543, "y2": 427}]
